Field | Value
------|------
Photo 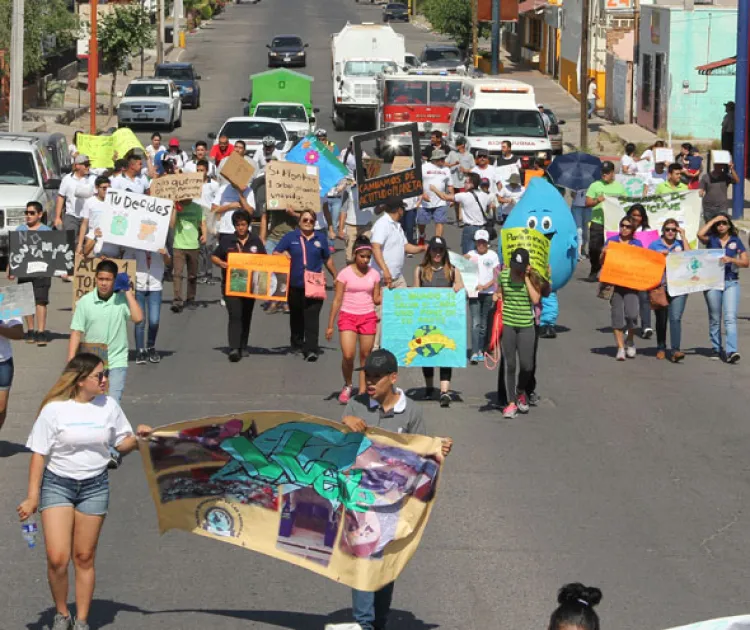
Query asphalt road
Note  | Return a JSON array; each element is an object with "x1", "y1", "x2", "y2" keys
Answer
[{"x1": 2, "y1": 2, "x2": 750, "y2": 629}]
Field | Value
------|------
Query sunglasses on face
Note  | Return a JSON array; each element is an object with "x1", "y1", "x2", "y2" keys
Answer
[
  {"x1": 299, "y1": 218, "x2": 314, "y2": 224},
  {"x1": 716, "y1": 221, "x2": 729, "y2": 227},
  {"x1": 620, "y1": 224, "x2": 634, "y2": 230},
  {"x1": 24, "y1": 210, "x2": 39, "y2": 216},
  {"x1": 663, "y1": 227, "x2": 677, "y2": 233},
  {"x1": 91, "y1": 369, "x2": 110, "y2": 383}
]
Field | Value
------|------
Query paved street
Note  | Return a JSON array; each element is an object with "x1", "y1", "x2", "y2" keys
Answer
[{"x1": 2, "y1": 1, "x2": 750, "y2": 629}]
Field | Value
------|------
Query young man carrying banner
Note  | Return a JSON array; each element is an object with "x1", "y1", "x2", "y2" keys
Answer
[
  {"x1": 585, "y1": 162, "x2": 626, "y2": 281},
  {"x1": 338, "y1": 349, "x2": 452, "y2": 630},
  {"x1": 655, "y1": 164, "x2": 688, "y2": 194}
]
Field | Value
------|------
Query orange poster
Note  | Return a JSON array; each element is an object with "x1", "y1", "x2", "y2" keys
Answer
[
  {"x1": 225, "y1": 253, "x2": 291, "y2": 302},
  {"x1": 600, "y1": 241, "x2": 666, "y2": 291}
]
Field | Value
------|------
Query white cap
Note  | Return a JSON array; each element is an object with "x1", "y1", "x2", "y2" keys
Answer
[{"x1": 474, "y1": 229, "x2": 490, "y2": 242}]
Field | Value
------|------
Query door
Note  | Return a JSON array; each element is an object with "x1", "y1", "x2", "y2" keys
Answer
[{"x1": 653, "y1": 53, "x2": 664, "y2": 130}]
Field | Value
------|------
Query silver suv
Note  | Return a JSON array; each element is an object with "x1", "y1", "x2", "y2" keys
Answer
[{"x1": 117, "y1": 77, "x2": 183, "y2": 131}]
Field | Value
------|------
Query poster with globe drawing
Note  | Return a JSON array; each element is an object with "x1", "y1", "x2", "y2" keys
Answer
[{"x1": 102, "y1": 189, "x2": 174, "y2": 252}]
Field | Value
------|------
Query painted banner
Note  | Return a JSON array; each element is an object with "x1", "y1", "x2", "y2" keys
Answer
[
  {"x1": 111, "y1": 128, "x2": 145, "y2": 159},
  {"x1": 666, "y1": 249, "x2": 725, "y2": 296},
  {"x1": 266, "y1": 162, "x2": 321, "y2": 212},
  {"x1": 381, "y1": 288, "x2": 467, "y2": 368},
  {"x1": 606, "y1": 228, "x2": 659, "y2": 249},
  {"x1": 603, "y1": 190, "x2": 701, "y2": 246},
  {"x1": 448, "y1": 251, "x2": 479, "y2": 299},
  {"x1": 600, "y1": 241, "x2": 666, "y2": 291},
  {"x1": 72, "y1": 255, "x2": 136, "y2": 308},
  {"x1": 0, "y1": 284, "x2": 35, "y2": 320},
  {"x1": 9, "y1": 230, "x2": 75, "y2": 277},
  {"x1": 149, "y1": 173, "x2": 204, "y2": 201},
  {"x1": 285, "y1": 136, "x2": 349, "y2": 196},
  {"x1": 103, "y1": 189, "x2": 173, "y2": 252},
  {"x1": 76, "y1": 134, "x2": 115, "y2": 169},
  {"x1": 225, "y1": 253, "x2": 291, "y2": 302},
  {"x1": 138, "y1": 411, "x2": 443, "y2": 591},
  {"x1": 501, "y1": 227, "x2": 550, "y2": 279},
  {"x1": 665, "y1": 615, "x2": 750, "y2": 630}
]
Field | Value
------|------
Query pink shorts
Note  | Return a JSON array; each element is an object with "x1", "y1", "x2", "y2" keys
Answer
[{"x1": 338, "y1": 311, "x2": 378, "y2": 335}]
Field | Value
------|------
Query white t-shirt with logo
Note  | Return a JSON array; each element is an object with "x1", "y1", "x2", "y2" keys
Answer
[
  {"x1": 467, "y1": 249, "x2": 501, "y2": 293},
  {"x1": 0, "y1": 319, "x2": 22, "y2": 362},
  {"x1": 422, "y1": 164, "x2": 452, "y2": 208},
  {"x1": 454, "y1": 190, "x2": 491, "y2": 226},
  {"x1": 370, "y1": 213, "x2": 408, "y2": 279}
]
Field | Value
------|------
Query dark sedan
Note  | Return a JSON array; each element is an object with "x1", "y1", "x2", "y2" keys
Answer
[
  {"x1": 383, "y1": 3, "x2": 408, "y2": 22},
  {"x1": 420, "y1": 44, "x2": 465, "y2": 73},
  {"x1": 267, "y1": 35, "x2": 308, "y2": 68}
]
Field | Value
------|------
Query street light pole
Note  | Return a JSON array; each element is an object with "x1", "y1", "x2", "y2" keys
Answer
[
  {"x1": 579, "y1": 0, "x2": 591, "y2": 150},
  {"x1": 89, "y1": 0, "x2": 98, "y2": 134},
  {"x1": 9, "y1": 0, "x2": 24, "y2": 133},
  {"x1": 157, "y1": 0, "x2": 164, "y2": 65},
  {"x1": 491, "y1": 0, "x2": 500, "y2": 75},
  {"x1": 732, "y1": 0, "x2": 748, "y2": 220}
]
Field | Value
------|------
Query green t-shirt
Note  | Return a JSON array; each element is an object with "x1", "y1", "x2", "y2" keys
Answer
[
  {"x1": 173, "y1": 201, "x2": 203, "y2": 250},
  {"x1": 655, "y1": 181, "x2": 688, "y2": 194},
  {"x1": 585, "y1": 180, "x2": 627, "y2": 225},
  {"x1": 70, "y1": 290, "x2": 131, "y2": 369},
  {"x1": 499, "y1": 269, "x2": 534, "y2": 328}
]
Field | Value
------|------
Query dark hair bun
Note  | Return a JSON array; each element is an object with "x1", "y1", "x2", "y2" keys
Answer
[
  {"x1": 557, "y1": 583, "x2": 602, "y2": 608},
  {"x1": 354, "y1": 235, "x2": 371, "y2": 247}
]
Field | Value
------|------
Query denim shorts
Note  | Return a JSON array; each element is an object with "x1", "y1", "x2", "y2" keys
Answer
[
  {"x1": 40, "y1": 469, "x2": 110, "y2": 515},
  {"x1": 0, "y1": 357, "x2": 14, "y2": 391}
]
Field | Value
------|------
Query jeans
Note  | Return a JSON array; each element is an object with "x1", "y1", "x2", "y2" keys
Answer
[
  {"x1": 654, "y1": 294, "x2": 688, "y2": 351},
  {"x1": 589, "y1": 223, "x2": 604, "y2": 275},
  {"x1": 40, "y1": 469, "x2": 109, "y2": 516},
  {"x1": 587, "y1": 97, "x2": 596, "y2": 118},
  {"x1": 288, "y1": 286, "x2": 323, "y2": 354},
  {"x1": 108, "y1": 367, "x2": 127, "y2": 403},
  {"x1": 469, "y1": 293, "x2": 493, "y2": 354},
  {"x1": 400, "y1": 209, "x2": 417, "y2": 245},
  {"x1": 173, "y1": 248, "x2": 200, "y2": 305},
  {"x1": 327, "y1": 196, "x2": 343, "y2": 236},
  {"x1": 571, "y1": 205, "x2": 591, "y2": 254},
  {"x1": 638, "y1": 291, "x2": 652, "y2": 330},
  {"x1": 225, "y1": 296, "x2": 256, "y2": 350},
  {"x1": 461, "y1": 224, "x2": 483, "y2": 254},
  {"x1": 352, "y1": 582, "x2": 395, "y2": 630},
  {"x1": 704, "y1": 279, "x2": 740, "y2": 354},
  {"x1": 135, "y1": 290, "x2": 162, "y2": 350}
]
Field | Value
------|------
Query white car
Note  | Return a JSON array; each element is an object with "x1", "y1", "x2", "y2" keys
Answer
[
  {"x1": 117, "y1": 78, "x2": 183, "y2": 131},
  {"x1": 208, "y1": 117, "x2": 293, "y2": 155},
  {"x1": 250, "y1": 102, "x2": 318, "y2": 140}
]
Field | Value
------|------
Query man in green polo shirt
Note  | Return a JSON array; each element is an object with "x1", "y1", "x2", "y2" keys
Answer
[
  {"x1": 170, "y1": 198, "x2": 207, "y2": 313},
  {"x1": 655, "y1": 163, "x2": 689, "y2": 194},
  {"x1": 585, "y1": 161, "x2": 625, "y2": 281}
]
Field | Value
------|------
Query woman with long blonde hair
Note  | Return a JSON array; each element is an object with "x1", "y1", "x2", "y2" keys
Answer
[{"x1": 17, "y1": 353, "x2": 150, "y2": 630}]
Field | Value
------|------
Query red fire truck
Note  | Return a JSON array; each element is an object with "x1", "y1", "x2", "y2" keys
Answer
[{"x1": 375, "y1": 70, "x2": 463, "y2": 157}]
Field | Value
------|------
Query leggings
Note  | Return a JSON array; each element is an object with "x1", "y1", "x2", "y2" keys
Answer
[
  {"x1": 497, "y1": 325, "x2": 539, "y2": 405},
  {"x1": 501, "y1": 325, "x2": 536, "y2": 402},
  {"x1": 422, "y1": 367, "x2": 452, "y2": 382}
]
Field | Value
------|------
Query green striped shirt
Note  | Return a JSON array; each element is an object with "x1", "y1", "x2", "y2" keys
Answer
[{"x1": 499, "y1": 268, "x2": 534, "y2": 327}]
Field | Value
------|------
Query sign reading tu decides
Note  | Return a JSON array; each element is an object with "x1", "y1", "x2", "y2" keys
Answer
[{"x1": 103, "y1": 189, "x2": 173, "y2": 252}]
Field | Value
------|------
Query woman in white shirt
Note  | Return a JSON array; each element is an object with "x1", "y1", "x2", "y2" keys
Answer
[
  {"x1": 17, "y1": 353, "x2": 150, "y2": 630},
  {"x1": 620, "y1": 143, "x2": 638, "y2": 175}
]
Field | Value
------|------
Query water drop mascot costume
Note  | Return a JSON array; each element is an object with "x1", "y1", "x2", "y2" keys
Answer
[{"x1": 502, "y1": 178, "x2": 578, "y2": 338}]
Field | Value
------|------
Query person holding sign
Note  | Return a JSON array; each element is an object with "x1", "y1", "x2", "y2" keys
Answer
[
  {"x1": 55, "y1": 155, "x2": 96, "y2": 234},
  {"x1": 625, "y1": 204, "x2": 654, "y2": 340},
  {"x1": 699, "y1": 159, "x2": 738, "y2": 223},
  {"x1": 698, "y1": 214, "x2": 749, "y2": 364},
  {"x1": 417, "y1": 150, "x2": 452, "y2": 245},
  {"x1": 585, "y1": 162, "x2": 626, "y2": 281},
  {"x1": 465, "y1": 230, "x2": 500, "y2": 364},
  {"x1": 79, "y1": 177, "x2": 122, "y2": 259}
]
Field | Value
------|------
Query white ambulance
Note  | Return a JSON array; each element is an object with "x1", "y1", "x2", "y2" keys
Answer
[{"x1": 448, "y1": 78, "x2": 552, "y2": 168}]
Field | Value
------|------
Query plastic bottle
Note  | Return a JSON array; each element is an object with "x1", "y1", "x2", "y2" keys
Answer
[{"x1": 21, "y1": 514, "x2": 39, "y2": 549}]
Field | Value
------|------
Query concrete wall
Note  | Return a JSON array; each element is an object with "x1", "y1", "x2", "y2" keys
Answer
[
  {"x1": 636, "y1": 6, "x2": 671, "y2": 132},
  {"x1": 560, "y1": 0, "x2": 606, "y2": 105}
]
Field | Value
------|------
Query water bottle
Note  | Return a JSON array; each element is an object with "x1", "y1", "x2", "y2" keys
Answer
[{"x1": 21, "y1": 514, "x2": 39, "y2": 549}]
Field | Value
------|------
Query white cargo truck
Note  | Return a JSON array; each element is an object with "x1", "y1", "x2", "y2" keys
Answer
[{"x1": 330, "y1": 22, "x2": 406, "y2": 131}]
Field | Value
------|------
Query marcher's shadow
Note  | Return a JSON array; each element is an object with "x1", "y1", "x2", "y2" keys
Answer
[
  {"x1": 479, "y1": 391, "x2": 501, "y2": 412},
  {"x1": 589, "y1": 346, "x2": 619, "y2": 358},
  {"x1": 27, "y1": 600, "x2": 149, "y2": 630},
  {"x1": 0, "y1": 440, "x2": 28, "y2": 457},
  {"x1": 46, "y1": 331, "x2": 71, "y2": 341},
  {"x1": 596, "y1": 326, "x2": 614, "y2": 334},
  {"x1": 404, "y1": 387, "x2": 463, "y2": 404},
  {"x1": 211, "y1": 345, "x2": 288, "y2": 357}
]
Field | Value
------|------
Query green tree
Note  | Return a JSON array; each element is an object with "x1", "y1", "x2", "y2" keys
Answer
[
  {"x1": 97, "y1": 3, "x2": 155, "y2": 115},
  {"x1": 422, "y1": 0, "x2": 489, "y2": 54}
]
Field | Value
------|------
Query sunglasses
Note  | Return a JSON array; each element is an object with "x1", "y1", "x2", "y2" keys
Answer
[
  {"x1": 663, "y1": 227, "x2": 677, "y2": 233},
  {"x1": 24, "y1": 210, "x2": 39, "y2": 216},
  {"x1": 91, "y1": 369, "x2": 110, "y2": 383},
  {"x1": 716, "y1": 221, "x2": 729, "y2": 226},
  {"x1": 619, "y1": 224, "x2": 634, "y2": 230},
  {"x1": 477, "y1": 155, "x2": 488, "y2": 159},
  {"x1": 299, "y1": 218, "x2": 314, "y2": 224}
]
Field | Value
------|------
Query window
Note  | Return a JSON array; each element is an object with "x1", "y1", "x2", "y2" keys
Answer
[
  {"x1": 385, "y1": 81, "x2": 428, "y2": 105},
  {"x1": 528, "y1": 19, "x2": 542, "y2": 51},
  {"x1": 429, "y1": 81, "x2": 462, "y2": 105},
  {"x1": 219, "y1": 121, "x2": 286, "y2": 143},
  {"x1": 344, "y1": 61, "x2": 398, "y2": 76},
  {"x1": 272, "y1": 37, "x2": 302, "y2": 48},
  {"x1": 0, "y1": 152, "x2": 38, "y2": 186},
  {"x1": 156, "y1": 66, "x2": 193, "y2": 80},
  {"x1": 254, "y1": 104, "x2": 307, "y2": 122},
  {"x1": 125, "y1": 83, "x2": 170, "y2": 98},
  {"x1": 453, "y1": 107, "x2": 467, "y2": 134},
  {"x1": 641, "y1": 54, "x2": 652, "y2": 112},
  {"x1": 468, "y1": 109, "x2": 546, "y2": 138}
]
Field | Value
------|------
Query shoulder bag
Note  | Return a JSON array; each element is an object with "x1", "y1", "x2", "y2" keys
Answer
[
  {"x1": 300, "y1": 235, "x2": 326, "y2": 300},
  {"x1": 469, "y1": 190, "x2": 497, "y2": 241}
]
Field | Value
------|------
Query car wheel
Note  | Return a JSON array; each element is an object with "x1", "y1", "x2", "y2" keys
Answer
[
  {"x1": 175, "y1": 113, "x2": 182, "y2": 129},
  {"x1": 195, "y1": 95, "x2": 200, "y2": 109},
  {"x1": 167, "y1": 113, "x2": 175, "y2": 132}
]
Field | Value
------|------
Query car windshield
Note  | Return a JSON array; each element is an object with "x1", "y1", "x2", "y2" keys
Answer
[
  {"x1": 387, "y1": 3, "x2": 406, "y2": 8},
  {"x1": 344, "y1": 61, "x2": 398, "y2": 76},
  {"x1": 404, "y1": 55, "x2": 419, "y2": 67},
  {"x1": 125, "y1": 83, "x2": 171, "y2": 98},
  {"x1": 156, "y1": 67, "x2": 193, "y2": 80},
  {"x1": 255, "y1": 105, "x2": 307, "y2": 122},
  {"x1": 429, "y1": 80, "x2": 462, "y2": 104},
  {"x1": 219, "y1": 121, "x2": 286, "y2": 143},
  {"x1": 0, "y1": 152, "x2": 38, "y2": 185},
  {"x1": 272, "y1": 37, "x2": 302, "y2": 48},
  {"x1": 424, "y1": 48, "x2": 461, "y2": 62},
  {"x1": 468, "y1": 109, "x2": 547, "y2": 138},
  {"x1": 385, "y1": 81, "x2": 427, "y2": 105},
  {"x1": 544, "y1": 109, "x2": 558, "y2": 125}
]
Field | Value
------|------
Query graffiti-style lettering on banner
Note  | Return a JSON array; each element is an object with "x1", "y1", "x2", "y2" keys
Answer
[
  {"x1": 9, "y1": 230, "x2": 75, "y2": 277},
  {"x1": 666, "y1": 249, "x2": 725, "y2": 296},
  {"x1": 501, "y1": 228, "x2": 550, "y2": 279},
  {"x1": 225, "y1": 253, "x2": 291, "y2": 302}
]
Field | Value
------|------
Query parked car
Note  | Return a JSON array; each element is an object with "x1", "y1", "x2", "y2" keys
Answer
[
  {"x1": 116, "y1": 78, "x2": 183, "y2": 131},
  {"x1": 208, "y1": 117, "x2": 293, "y2": 155},
  {"x1": 6, "y1": 132, "x2": 73, "y2": 178},
  {"x1": 267, "y1": 35, "x2": 308, "y2": 68},
  {"x1": 544, "y1": 108, "x2": 566, "y2": 154},
  {"x1": 420, "y1": 44, "x2": 465, "y2": 73},
  {"x1": 155, "y1": 62, "x2": 201, "y2": 108},
  {"x1": 383, "y1": 3, "x2": 408, "y2": 22}
]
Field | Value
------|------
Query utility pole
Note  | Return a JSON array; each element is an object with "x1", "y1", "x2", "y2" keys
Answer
[
  {"x1": 9, "y1": 0, "x2": 24, "y2": 133},
  {"x1": 472, "y1": 0, "x2": 478, "y2": 70},
  {"x1": 732, "y1": 0, "x2": 748, "y2": 220},
  {"x1": 174, "y1": 0, "x2": 182, "y2": 49},
  {"x1": 157, "y1": 0, "x2": 164, "y2": 64},
  {"x1": 89, "y1": 0, "x2": 98, "y2": 134},
  {"x1": 631, "y1": 0, "x2": 640, "y2": 124},
  {"x1": 491, "y1": 0, "x2": 500, "y2": 75},
  {"x1": 579, "y1": 0, "x2": 591, "y2": 151}
]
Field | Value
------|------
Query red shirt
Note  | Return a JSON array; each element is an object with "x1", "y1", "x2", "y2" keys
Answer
[{"x1": 210, "y1": 143, "x2": 234, "y2": 163}]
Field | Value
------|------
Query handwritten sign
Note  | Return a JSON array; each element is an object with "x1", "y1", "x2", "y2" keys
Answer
[
  {"x1": 654, "y1": 148, "x2": 674, "y2": 164},
  {"x1": 501, "y1": 228, "x2": 550, "y2": 279},
  {"x1": 76, "y1": 134, "x2": 115, "y2": 169},
  {"x1": 150, "y1": 173, "x2": 204, "y2": 201},
  {"x1": 111, "y1": 128, "x2": 145, "y2": 159},
  {"x1": 495, "y1": 164, "x2": 521, "y2": 187},
  {"x1": 72, "y1": 255, "x2": 136, "y2": 308},
  {"x1": 448, "y1": 251, "x2": 479, "y2": 298},
  {"x1": 666, "y1": 249, "x2": 725, "y2": 296},
  {"x1": 391, "y1": 156, "x2": 413, "y2": 172},
  {"x1": 266, "y1": 162, "x2": 320, "y2": 212},
  {"x1": 225, "y1": 253, "x2": 291, "y2": 302},
  {"x1": 219, "y1": 152, "x2": 255, "y2": 190},
  {"x1": 363, "y1": 157, "x2": 383, "y2": 179},
  {"x1": 600, "y1": 241, "x2": 666, "y2": 291},
  {"x1": 9, "y1": 230, "x2": 75, "y2": 277},
  {"x1": 0, "y1": 284, "x2": 35, "y2": 320},
  {"x1": 103, "y1": 189, "x2": 173, "y2": 252}
]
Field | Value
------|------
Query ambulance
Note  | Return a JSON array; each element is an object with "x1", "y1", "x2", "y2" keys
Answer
[{"x1": 448, "y1": 78, "x2": 552, "y2": 168}]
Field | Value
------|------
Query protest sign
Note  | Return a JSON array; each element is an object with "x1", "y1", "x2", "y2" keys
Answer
[
  {"x1": 501, "y1": 228, "x2": 550, "y2": 279},
  {"x1": 352, "y1": 124, "x2": 423, "y2": 209},
  {"x1": 495, "y1": 164, "x2": 521, "y2": 187},
  {"x1": 218, "y1": 152, "x2": 255, "y2": 190},
  {"x1": 0, "y1": 284, "x2": 35, "y2": 320},
  {"x1": 655, "y1": 147, "x2": 674, "y2": 164},
  {"x1": 665, "y1": 615, "x2": 750, "y2": 630},
  {"x1": 711, "y1": 150, "x2": 732, "y2": 165},
  {"x1": 266, "y1": 161, "x2": 321, "y2": 212},
  {"x1": 150, "y1": 173, "x2": 204, "y2": 201},
  {"x1": 9, "y1": 230, "x2": 75, "y2": 277},
  {"x1": 666, "y1": 249, "x2": 725, "y2": 296},
  {"x1": 103, "y1": 189, "x2": 173, "y2": 252},
  {"x1": 391, "y1": 156, "x2": 413, "y2": 172},
  {"x1": 225, "y1": 253, "x2": 291, "y2": 302},
  {"x1": 111, "y1": 127, "x2": 145, "y2": 158},
  {"x1": 285, "y1": 136, "x2": 350, "y2": 195},
  {"x1": 139, "y1": 410, "x2": 443, "y2": 591},
  {"x1": 363, "y1": 157, "x2": 383, "y2": 179},
  {"x1": 600, "y1": 241, "x2": 666, "y2": 291},
  {"x1": 381, "y1": 288, "x2": 467, "y2": 368},
  {"x1": 448, "y1": 251, "x2": 479, "y2": 298},
  {"x1": 76, "y1": 134, "x2": 115, "y2": 169},
  {"x1": 606, "y1": 228, "x2": 659, "y2": 249},
  {"x1": 72, "y1": 255, "x2": 136, "y2": 308}
]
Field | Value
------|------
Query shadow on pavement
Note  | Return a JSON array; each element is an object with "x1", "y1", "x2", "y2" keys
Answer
[
  {"x1": 27, "y1": 601, "x2": 147, "y2": 630},
  {"x1": 0, "y1": 440, "x2": 29, "y2": 458}
]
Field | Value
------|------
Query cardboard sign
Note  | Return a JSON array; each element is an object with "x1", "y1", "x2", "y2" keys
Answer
[
  {"x1": 654, "y1": 148, "x2": 674, "y2": 164},
  {"x1": 225, "y1": 253, "x2": 291, "y2": 302},
  {"x1": 501, "y1": 228, "x2": 550, "y2": 279},
  {"x1": 150, "y1": 173, "x2": 204, "y2": 201},
  {"x1": 266, "y1": 161, "x2": 320, "y2": 212},
  {"x1": 352, "y1": 124, "x2": 423, "y2": 209},
  {"x1": 0, "y1": 284, "x2": 35, "y2": 320},
  {"x1": 599, "y1": 241, "x2": 666, "y2": 291},
  {"x1": 72, "y1": 255, "x2": 136, "y2": 308},
  {"x1": 363, "y1": 157, "x2": 383, "y2": 179},
  {"x1": 666, "y1": 249, "x2": 725, "y2": 296},
  {"x1": 76, "y1": 134, "x2": 115, "y2": 169},
  {"x1": 391, "y1": 156, "x2": 413, "y2": 172},
  {"x1": 9, "y1": 230, "x2": 75, "y2": 277},
  {"x1": 219, "y1": 152, "x2": 256, "y2": 190},
  {"x1": 103, "y1": 189, "x2": 173, "y2": 252}
]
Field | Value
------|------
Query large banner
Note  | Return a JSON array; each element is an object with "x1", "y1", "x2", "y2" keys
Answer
[
  {"x1": 666, "y1": 249, "x2": 725, "y2": 296},
  {"x1": 139, "y1": 411, "x2": 443, "y2": 591},
  {"x1": 381, "y1": 288, "x2": 467, "y2": 368},
  {"x1": 600, "y1": 241, "x2": 666, "y2": 291},
  {"x1": 603, "y1": 191, "x2": 701, "y2": 246},
  {"x1": 666, "y1": 616, "x2": 750, "y2": 630},
  {"x1": 75, "y1": 129, "x2": 145, "y2": 170},
  {"x1": 103, "y1": 189, "x2": 173, "y2": 252},
  {"x1": 285, "y1": 136, "x2": 349, "y2": 196},
  {"x1": 225, "y1": 253, "x2": 290, "y2": 302}
]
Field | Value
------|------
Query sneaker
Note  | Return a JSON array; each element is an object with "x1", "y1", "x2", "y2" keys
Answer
[
  {"x1": 338, "y1": 385, "x2": 353, "y2": 405},
  {"x1": 528, "y1": 391, "x2": 540, "y2": 406},
  {"x1": 36, "y1": 330, "x2": 49, "y2": 347},
  {"x1": 219, "y1": 298, "x2": 226, "y2": 307},
  {"x1": 289, "y1": 345, "x2": 304, "y2": 356},
  {"x1": 135, "y1": 349, "x2": 147, "y2": 365},
  {"x1": 424, "y1": 386, "x2": 436, "y2": 400},
  {"x1": 727, "y1": 352, "x2": 741, "y2": 364},
  {"x1": 616, "y1": 347, "x2": 626, "y2": 361},
  {"x1": 502, "y1": 403, "x2": 518, "y2": 419},
  {"x1": 304, "y1": 352, "x2": 319, "y2": 362},
  {"x1": 709, "y1": 349, "x2": 722, "y2": 361},
  {"x1": 439, "y1": 392, "x2": 451, "y2": 408},
  {"x1": 457, "y1": 220, "x2": 465, "y2": 228},
  {"x1": 147, "y1": 347, "x2": 161, "y2": 364},
  {"x1": 73, "y1": 620, "x2": 90, "y2": 630},
  {"x1": 670, "y1": 351, "x2": 685, "y2": 363},
  {"x1": 470, "y1": 353, "x2": 481, "y2": 365},
  {"x1": 25, "y1": 330, "x2": 36, "y2": 344},
  {"x1": 642, "y1": 327, "x2": 654, "y2": 340},
  {"x1": 170, "y1": 303, "x2": 183, "y2": 313},
  {"x1": 517, "y1": 393, "x2": 530, "y2": 413},
  {"x1": 625, "y1": 344, "x2": 636, "y2": 359},
  {"x1": 51, "y1": 613, "x2": 72, "y2": 630},
  {"x1": 228, "y1": 350, "x2": 241, "y2": 363}
]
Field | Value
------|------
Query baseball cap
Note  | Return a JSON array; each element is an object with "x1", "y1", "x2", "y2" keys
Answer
[
  {"x1": 168, "y1": 138, "x2": 180, "y2": 147},
  {"x1": 315, "y1": 128, "x2": 328, "y2": 137},
  {"x1": 601, "y1": 160, "x2": 616, "y2": 174},
  {"x1": 74, "y1": 154, "x2": 90, "y2": 165},
  {"x1": 430, "y1": 149, "x2": 447, "y2": 161},
  {"x1": 537, "y1": 103, "x2": 545, "y2": 108},
  {"x1": 508, "y1": 172, "x2": 522, "y2": 185},
  {"x1": 455, "y1": 136, "x2": 467, "y2": 146},
  {"x1": 355, "y1": 349, "x2": 398, "y2": 376},
  {"x1": 474, "y1": 229, "x2": 490, "y2": 242},
  {"x1": 510, "y1": 248, "x2": 530, "y2": 272},
  {"x1": 479, "y1": 177, "x2": 490, "y2": 187},
  {"x1": 428, "y1": 236, "x2": 447, "y2": 251},
  {"x1": 383, "y1": 196, "x2": 405, "y2": 213}
]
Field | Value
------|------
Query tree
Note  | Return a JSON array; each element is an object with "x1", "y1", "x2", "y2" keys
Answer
[
  {"x1": 98, "y1": 3, "x2": 155, "y2": 115},
  {"x1": 422, "y1": 0, "x2": 489, "y2": 54}
]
